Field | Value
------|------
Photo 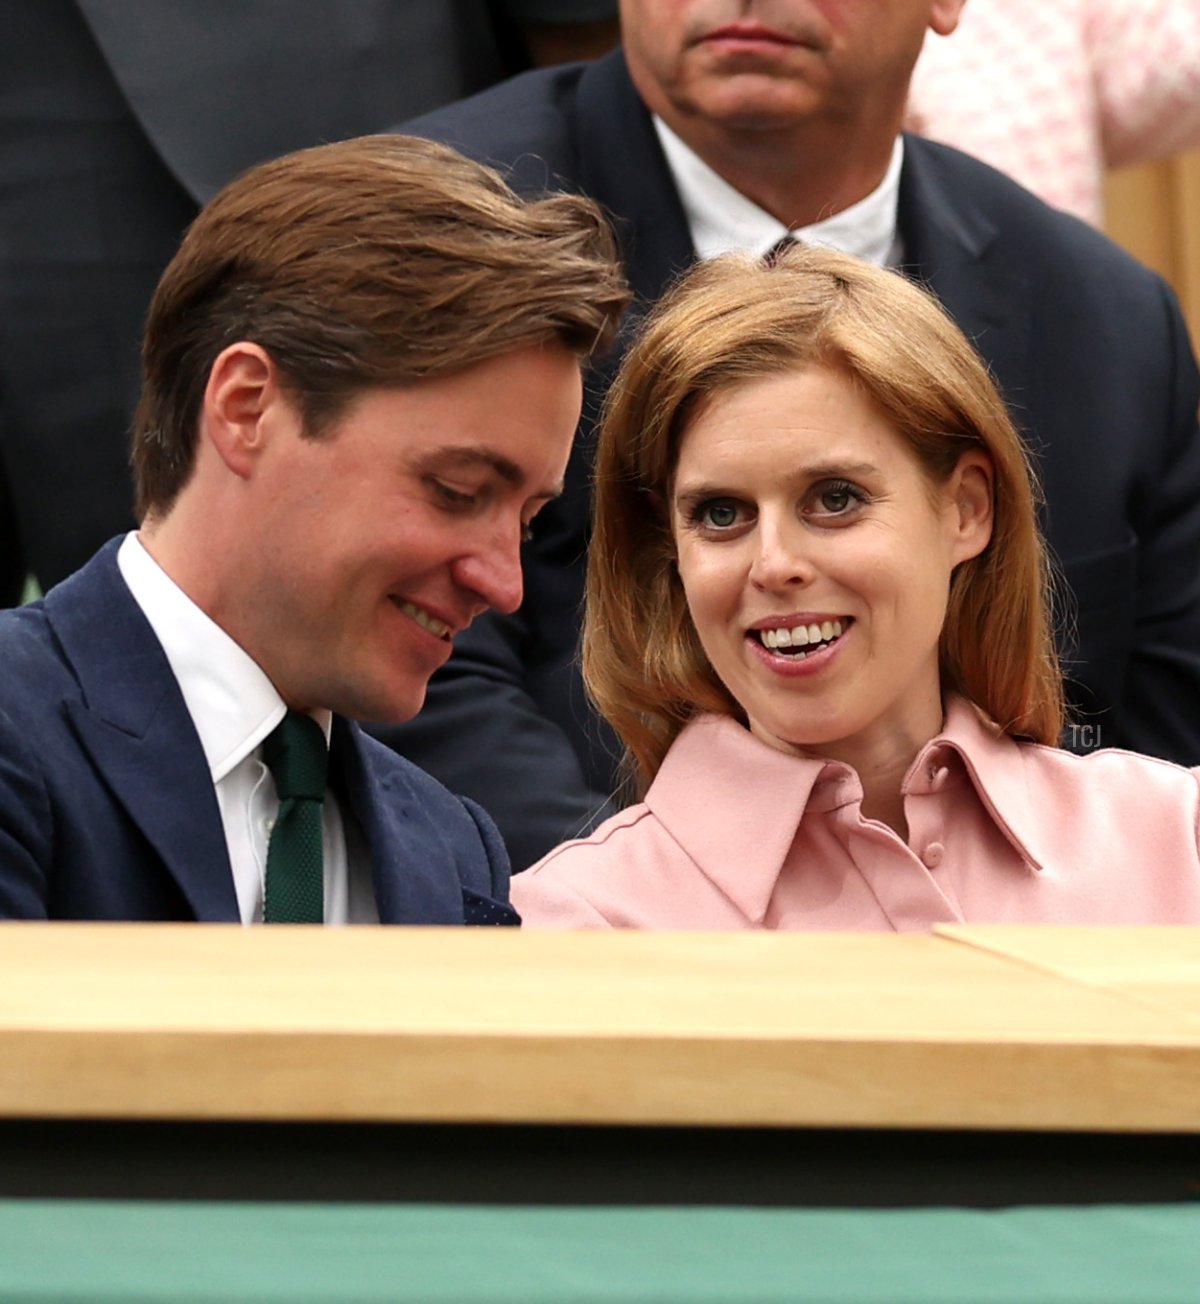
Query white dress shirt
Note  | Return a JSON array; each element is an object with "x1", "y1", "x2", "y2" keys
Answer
[
  {"x1": 652, "y1": 117, "x2": 905, "y2": 268},
  {"x1": 117, "y1": 533, "x2": 377, "y2": 924}
]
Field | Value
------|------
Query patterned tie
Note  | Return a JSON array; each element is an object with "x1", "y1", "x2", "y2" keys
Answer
[{"x1": 261, "y1": 711, "x2": 327, "y2": 924}]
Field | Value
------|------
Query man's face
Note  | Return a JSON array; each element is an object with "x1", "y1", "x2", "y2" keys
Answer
[
  {"x1": 620, "y1": 1, "x2": 962, "y2": 135},
  {"x1": 230, "y1": 344, "x2": 581, "y2": 723}
]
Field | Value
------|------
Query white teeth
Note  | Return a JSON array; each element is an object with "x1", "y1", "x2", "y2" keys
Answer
[
  {"x1": 757, "y1": 619, "x2": 846, "y2": 653},
  {"x1": 400, "y1": 601, "x2": 450, "y2": 638}
]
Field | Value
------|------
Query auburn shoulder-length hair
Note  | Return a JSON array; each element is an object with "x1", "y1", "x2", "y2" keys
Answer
[{"x1": 585, "y1": 245, "x2": 1064, "y2": 796}]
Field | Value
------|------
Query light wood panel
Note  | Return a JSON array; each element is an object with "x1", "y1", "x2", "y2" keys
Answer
[
  {"x1": 938, "y1": 925, "x2": 1200, "y2": 1024},
  {"x1": 0, "y1": 925, "x2": 1197, "y2": 1132}
]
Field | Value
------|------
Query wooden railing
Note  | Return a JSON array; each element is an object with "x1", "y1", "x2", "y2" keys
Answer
[{"x1": 1, "y1": 924, "x2": 1196, "y2": 1132}]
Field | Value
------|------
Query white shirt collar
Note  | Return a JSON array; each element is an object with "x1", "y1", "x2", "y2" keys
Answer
[
  {"x1": 117, "y1": 532, "x2": 331, "y2": 782},
  {"x1": 653, "y1": 117, "x2": 904, "y2": 267}
]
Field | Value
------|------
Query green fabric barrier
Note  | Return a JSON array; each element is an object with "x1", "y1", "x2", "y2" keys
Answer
[{"x1": 0, "y1": 1201, "x2": 1196, "y2": 1304}]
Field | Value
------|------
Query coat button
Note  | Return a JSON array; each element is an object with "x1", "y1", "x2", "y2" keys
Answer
[{"x1": 922, "y1": 842, "x2": 945, "y2": 869}]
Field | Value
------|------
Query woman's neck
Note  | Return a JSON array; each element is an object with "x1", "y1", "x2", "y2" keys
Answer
[
  {"x1": 855, "y1": 749, "x2": 919, "y2": 841},
  {"x1": 806, "y1": 697, "x2": 947, "y2": 842}
]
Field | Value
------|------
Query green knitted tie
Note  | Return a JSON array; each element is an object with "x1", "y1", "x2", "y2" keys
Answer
[{"x1": 261, "y1": 711, "x2": 327, "y2": 924}]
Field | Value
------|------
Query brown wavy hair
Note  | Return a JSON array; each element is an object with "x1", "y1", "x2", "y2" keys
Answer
[
  {"x1": 585, "y1": 245, "x2": 1064, "y2": 795},
  {"x1": 133, "y1": 134, "x2": 629, "y2": 518}
]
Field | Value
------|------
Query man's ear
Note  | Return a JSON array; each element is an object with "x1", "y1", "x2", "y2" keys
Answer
[
  {"x1": 201, "y1": 342, "x2": 285, "y2": 480},
  {"x1": 946, "y1": 449, "x2": 994, "y2": 566},
  {"x1": 928, "y1": 0, "x2": 967, "y2": 38}
]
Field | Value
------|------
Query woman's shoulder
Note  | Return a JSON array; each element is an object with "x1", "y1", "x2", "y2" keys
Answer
[
  {"x1": 945, "y1": 698, "x2": 1200, "y2": 803},
  {"x1": 512, "y1": 719, "x2": 786, "y2": 930},
  {"x1": 1000, "y1": 733, "x2": 1200, "y2": 860},
  {"x1": 529, "y1": 802, "x2": 663, "y2": 872},
  {"x1": 511, "y1": 802, "x2": 688, "y2": 928},
  {"x1": 934, "y1": 699, "x2": 1200, "y2": 872},
  {"x1": 1017, "y1": 734, "x2": 1200, "y2": 791}
]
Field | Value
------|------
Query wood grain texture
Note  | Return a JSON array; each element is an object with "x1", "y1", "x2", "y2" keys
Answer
[
  {"x1": 937, "y1": 925, "x2": 1200, "y2": 1024},
  {"x1": 0, "y1": 925, "x2": 1197, "y2": 1130}
]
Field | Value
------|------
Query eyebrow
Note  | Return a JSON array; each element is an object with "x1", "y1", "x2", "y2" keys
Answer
[
  {"x1": 420, "y1": 445, "x2": 564, "y2": 501},
  {"x1": 673, "y1": 459, "x2": 881, "y2": 502}
]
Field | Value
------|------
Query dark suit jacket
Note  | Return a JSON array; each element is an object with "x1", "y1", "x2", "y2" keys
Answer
[
  {"x1": 385, "y1": 49, "x2": 1200, "y2": 870},
  {"x1": 0, "y1": 0, "x2": 523, "y2": 602},
  {"x1": 0, "y1": 541, "x2": 516, "y2": 924}
]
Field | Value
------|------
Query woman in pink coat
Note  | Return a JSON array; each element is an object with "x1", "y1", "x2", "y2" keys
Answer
[
  {"x1": 512, "y1": 246, "x2": 1200, "y2": 930},
  {"x1": 907, "y1": 0, "x2": 1200, "y2": 225}
]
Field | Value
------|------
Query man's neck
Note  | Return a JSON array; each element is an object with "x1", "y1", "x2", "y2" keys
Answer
[{"x1": 657, "y1": 113, "x2": 901, "y2": 231}]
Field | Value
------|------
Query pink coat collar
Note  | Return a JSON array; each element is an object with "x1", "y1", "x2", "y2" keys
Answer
[{"x1": 644, "y1": 698, "x2": 1043, "y2": 925}]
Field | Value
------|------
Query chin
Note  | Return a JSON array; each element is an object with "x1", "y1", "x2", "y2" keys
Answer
[
  {"x1": 757, "y1": 709, "x2": 857, "y2": 753},
  {"x1": 364, "y1": 690, "x2": 426, "y2": 726},
  {"x1": 701, "y1": 85, "x2": 821, "y2": 129},
  {"x1": 326, "y1": 677, "x2": 427, "y2": 726}
]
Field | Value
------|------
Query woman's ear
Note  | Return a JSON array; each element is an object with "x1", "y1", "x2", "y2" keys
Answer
[
  {"x1": 946, "y1": 450, "x2": 994, "y2": 565},
  {"x1": 201, "y1": 342, "x2": 284, "y2": 480}
]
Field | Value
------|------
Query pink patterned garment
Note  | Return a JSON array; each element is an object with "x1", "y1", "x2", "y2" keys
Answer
[
  {"x1": 907, "y1": 0, "x2": 1200, "y2": 225},
  {"x1": 513, "y1": 700, "x2": 1200, "y2": 932}
]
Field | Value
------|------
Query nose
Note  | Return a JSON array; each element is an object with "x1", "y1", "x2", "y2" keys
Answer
[
  {"x1": 452, "y1": 527, "x2": 525, "y2": 616},
  {"x1": 748, "y1": 515, "x2": 816, "y2": 592}
]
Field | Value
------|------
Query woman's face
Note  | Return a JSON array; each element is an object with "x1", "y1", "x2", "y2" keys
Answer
[{"x1": 670, "y1": 364, "x2": 991, "y2": 769}]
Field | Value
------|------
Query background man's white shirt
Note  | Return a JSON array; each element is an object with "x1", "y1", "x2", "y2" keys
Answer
[{"x1": 653, "y1": 118, "x2": 904, "y2": 267}]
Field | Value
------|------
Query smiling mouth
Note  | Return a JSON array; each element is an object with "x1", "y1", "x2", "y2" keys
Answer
[
  {"x1": 753, "y1": 618, "x2": 849, "y2": 658},
  {"x1": 395, "y1": 599, "x2": 452, "y2": 641}
]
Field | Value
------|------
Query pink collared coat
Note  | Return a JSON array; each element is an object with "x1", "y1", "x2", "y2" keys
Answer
[{"x1": 512, "y1": 699, "x2": 1200, "y2": 930}]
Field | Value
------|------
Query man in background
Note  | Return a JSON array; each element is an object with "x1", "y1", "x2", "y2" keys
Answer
[
  {"x1": 0, "y1": 134, "x2": 627, "y2": 921},
  {"x1": 393, "y1": 0, "x2": 1200, "y2": 868},
  {"x1": 0, "y1": 0, "x2": 619, "y2": 604}
]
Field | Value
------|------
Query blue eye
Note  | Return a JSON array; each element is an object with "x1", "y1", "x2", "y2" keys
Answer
[{"x1": 696, "y1": 499, "x2": 741, "y2": 529}]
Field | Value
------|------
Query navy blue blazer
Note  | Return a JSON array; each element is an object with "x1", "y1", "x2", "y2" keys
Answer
[
  {"x1": 0, "y1": 541, "x2": 517, "y2": 924},
  {"x1": 389, "y1": 49, "x2": 1200, "y2": 869}
]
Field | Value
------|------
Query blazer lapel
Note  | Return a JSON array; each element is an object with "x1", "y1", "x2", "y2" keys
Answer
[
  {"x1": 897, "y1": 136, "x2": 1035, "y2": 431},
  {"x1": 331, "y1": 720, "x2": 466, "y2": 925},
  {"x1": 573, "y1": 50, "x2": 698, "y2": 465},
  {"x1": 576, "y1": 51, "x2": 697, "y2": 306},
  {"x1": 45, "y1": 543, "x2": 239, "y2": 921}
]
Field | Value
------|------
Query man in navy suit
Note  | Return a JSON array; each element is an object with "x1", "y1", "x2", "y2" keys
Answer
[
  {"x1": 0, "y1": 133, "x2": 627, "y2": 923},
  {"x1": 390, "y1": 0, "x2": 1200, "y2": 869}
]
